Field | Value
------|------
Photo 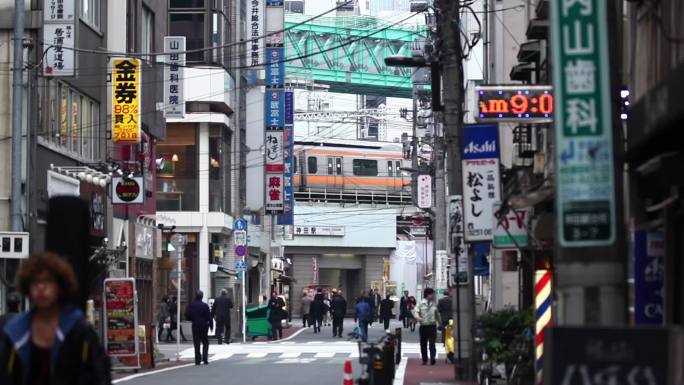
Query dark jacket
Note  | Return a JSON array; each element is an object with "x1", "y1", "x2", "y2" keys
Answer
[
  {"x1": 268, "y1": 297, "x2": 286, "y2": 322},
  {"x1": 437, "y1": 295, "x2": 453, "y2": 323},
  {"x1": 331, "y1": 295, "x2": 347, "y2": 318},
  {"x1": 0, "y1": 311, "x2": 18, "y2": 331},
  {"x1": 185, "y1": 299, "x2": 213, "y2": 333},
  {"x1": 399, "y1": 296, "x2": 409, "y2": 318},
  {"x1": 380, "y1": 298, "x2": 394, "y2": 319},
  {"x1": 310, "y1": 298, "x2": 325, "y2": 319},
  {"x1": 355, "y1": 301, "x2": 371, "y2": 322},
  {"x1": 0, "y1": 306, "x2": 111, "y2": 385},
  {"x1": 369, "y1": 292, "x2": 381, "y2": 310},
  {"x1": 212, "y1": 295, "x2": 234, "y2": 322}
]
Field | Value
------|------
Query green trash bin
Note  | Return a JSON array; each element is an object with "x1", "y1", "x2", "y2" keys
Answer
[{"x1": 246, "y1": 304, "x2": 271, "y2": 340}]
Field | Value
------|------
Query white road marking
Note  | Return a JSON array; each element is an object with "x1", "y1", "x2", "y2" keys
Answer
[
  {"x1": 314, "y1": 352, "x2": 336, "y2": 358},
  {"x1": 247, "y1": 352, "x2": 268, "y2": 358},
  {"x1": 279, "y1": 352, "x2": 301, "y2": 358},
  {"x1": 274, "y1": 358, "x2": 317, "y2": 364},
  {"x1": 112, "y1": 364, "x2": 195, "y2": 384},
  {"x1": 393, "y1": 356, "x2": 409, "y2": 385}
]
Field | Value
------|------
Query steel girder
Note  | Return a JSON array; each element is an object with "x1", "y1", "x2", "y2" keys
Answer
[{"x1": 285, "y1": 16, "x2": 424, "y2": 98}]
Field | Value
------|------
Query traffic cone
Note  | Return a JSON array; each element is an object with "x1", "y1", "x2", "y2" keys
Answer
[{"x1": 343, "y1": 359, "x2": 353, "y2": 385}]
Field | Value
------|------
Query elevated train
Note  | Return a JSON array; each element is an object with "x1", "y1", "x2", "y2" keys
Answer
[{"x1": 293, "y1": 138, "x2": 412, "y2": 204}]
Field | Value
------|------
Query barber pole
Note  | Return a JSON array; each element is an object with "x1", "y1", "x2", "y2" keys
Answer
[{"x1": 535, "y1": 270, "x2": 552, "y2": 384}]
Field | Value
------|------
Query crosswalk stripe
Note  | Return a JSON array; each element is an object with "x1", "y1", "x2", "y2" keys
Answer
[
  {"x1": 247, "y1": 352, "x2": 268, "y2": 358},
  {"x1": 279, "y1": 352, "x2": 301, "y2": 358},
  {"x1": 314, "y1": 352, "x2": 336, "y2": 358}
]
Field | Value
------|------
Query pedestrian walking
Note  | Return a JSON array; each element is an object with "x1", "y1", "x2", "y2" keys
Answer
[
  {"x1": 412, "y1": 288, "x2": 441, "y2": 365},
  {"x1": 331, "y1": 290, "x2": 347, "y2": 338},
  {"x1": 268, "y1": 294, "x2": 286, "y2": 340},
  {"x1": 158, "y1": 296, "x2": 172, "y2": 342},
  {"x1": 300, "y1": 292, "x2": 312, "y2": 327},
  {"x1": 399, "y1": 291, "x2": 410, "y2": 328},
  {"x1": 407, "y1": 295, "x2": 417, "y2": 332},
  {"x1": 355, "y1": 297, "x2": 371, "y2": 342},
  {"x1": 185, "y1": 290, "x2": 212, "y2": 365},
  {"x1": 310, "y1": 289, "x2": 325, "y2": 333},
  {"x1": 212, "y1": 289, "x2": 234, "y2": 344},
  {"x1": 437, "y1": 289, "x2": 453, "y2": 344},
  {"x1": 170, "y1": 296, "x2": 188, "y2": 342},
  {"x1": 379, "y1": 294, "x2": 394, "y2": 331},
  {"x1": 323, "y1": 294, "x2": 332, "y2": 326},
  {"x1": 0, "y1": 292, "x2": 21, "y2": 330},
  {"x1": 0, "y1": 252, "x2": 111, "y2": 385},
  {"x1": 368, "y1": 288, "x2": 381, "y2": 326},
  {"x1": 354, "y1": 291, "x2": 366, "y2": 323}
]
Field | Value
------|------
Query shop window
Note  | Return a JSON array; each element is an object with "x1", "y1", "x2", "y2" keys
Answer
[{"x1": 156, "y1": 124, "x2": 199, "y2": 211}]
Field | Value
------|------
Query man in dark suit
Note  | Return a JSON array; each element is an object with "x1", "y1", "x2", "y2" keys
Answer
[
  {"x1": 185, "y1": 290, "x2": 213, "y2": 365},
  {"x1": 212, "y1": 289, "x2": 234, "y2": 344}
]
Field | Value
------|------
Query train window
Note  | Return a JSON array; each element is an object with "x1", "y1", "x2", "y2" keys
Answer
[
  {"x1": 387, "y1": 161, "x2": 394, "y2": 177},
  {"x1": 336, "y1": 158, "x2": 342, "y2": 174},
  {"x1": 308, "y1": 157, "x2": 318, "y2": 174},
  {"x1": 396, "y1": 161, "x2": 401, "y2": 177},
  {"x1": 327, "y1": 157, "x2": 334, "y2": 175},
  {"x1": 353, "y1": 159, "x2": 378, "y2": 176}
]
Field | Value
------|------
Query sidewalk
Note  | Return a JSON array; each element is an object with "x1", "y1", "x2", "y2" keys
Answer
[{"x1": 402, "y1": 358, "x2": 477, "y2": 385}]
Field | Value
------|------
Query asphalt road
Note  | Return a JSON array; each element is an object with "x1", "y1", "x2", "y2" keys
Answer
[{"x1": 115, "y1": 319, "x2": 438, "y2": 385}]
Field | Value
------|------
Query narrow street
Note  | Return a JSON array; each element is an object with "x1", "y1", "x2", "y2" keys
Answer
[{"x1": 114, "y1": 320, "x2": 445, "y2": 385}]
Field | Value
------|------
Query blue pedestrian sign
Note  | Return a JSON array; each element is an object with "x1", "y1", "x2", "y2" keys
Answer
[
  {"x1": 235, "y1": 260, "x2": 248, "y2": 272},
  {"x1": 234, "y1": 218, "x2": 247, "y2": 231}
]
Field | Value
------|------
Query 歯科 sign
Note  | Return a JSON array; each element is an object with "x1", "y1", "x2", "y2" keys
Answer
[
  {"x1": 164, "y1": 37, "x2": 186, "y2": 119},
  {"x1": 104, "y1": 278, "x2": 138, "y2": 357},
  {"x1": 476, "y1": 85, "x2": 554, "y2": 123},
  {"x1": 112, "y1": 177, "x2": 144, "y2": 204},
  {"x1": 462, "y1": 124, "x2": 501, "y2": 242},
  {"x1": 112, "y1": 59, "x2": 141, "y2": 143},
  {"x1": 552, "y1": 0, "x2": 616, "y2": 247}
]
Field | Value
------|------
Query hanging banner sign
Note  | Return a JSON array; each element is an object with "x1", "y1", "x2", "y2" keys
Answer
[
  {"x1": 44, "y1": 0, "x2": 75, "y2": 21},
  {"x1": 447, "y1": 195, "x2": 469, "y2": 285},
  {"x1": 492, "y1": 203, "x2": 530, "y2": 248},
  {"x1": 164, "y1": 36, "x2": 186, "y2": 119},
  {"x1": 277, "y1": 124, "x2": 294, "y2": 225},
  {"x1": 112, "y1": 58, "x2": 141, "y2": 143},
  {"x1": 112, "y1": 177, "x2": 144, "y2": 204},
  {"x1": 417, "y1": 175, "x2": 433, "y2": 209},
  {"x1": 462, "y1": 124, "x2": 501, "y2": 242},
  {"x1": 266, "y1": 173, "x2": 284, "y2": 212},
  {"x1": 265, "y1": 48, "x2": 285, "y2": 86},
  {"x1": 249, "y1": 0, "x2": 264, "y2": 68},
  {"x1": 552, "y1": 0, "x2": 616, "y2": 247},
  {"x1": 265, "y1": 89, "x2": 285, "y2": 129},
  {"x1": 633, "y1": 230, "x2": 664, "y2": 325},
  {"x1": 43, "y1": 23, "x2": 75, "y2": 76},
  {"x1": 104, "y1": 278, "x2": 138, "y2": 357},
  {"x1": 265, "y1": 131, "x2": 284, "y2": 172}
]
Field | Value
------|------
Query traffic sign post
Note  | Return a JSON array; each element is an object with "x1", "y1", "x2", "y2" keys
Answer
[
  {"x1": 234, "y1": 230, "x2": 247, "y2": 246},
  {"x1": 231, "y1": 221, "x2": 248, "y2": 344},
  {"x1": 234, "y1": 218, "x2": 247, "y2": 231},
  {"x1": 168, "y1": 234, "x2": 186, "y2": 361}
]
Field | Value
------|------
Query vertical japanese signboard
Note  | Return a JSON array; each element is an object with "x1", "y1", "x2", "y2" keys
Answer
[
  {"x1": 164, "y1": 37, "x2": 186, "y2": 119},
  {"x1": 249, "y1": 0, "x2": 265, "y2": 69},
  {"x1": 417, "y1": 175, "x2": 433, "y2": 209},
  {"x1": 277, "y1": 91, "x2": 295, "y2": 225},
  {"x1": 462, "y1": 124, "x2": 501, "y2": 242},
  {"x1": 447, "y1": 195, "x2": 469, "y2": 285},
  {"x1": 104, "y1": 278, "x2": 138, "y2": 357},
  {"x1": 264, "y1": 0, "x2": 285, "y2": 214},
  {"x1": 112, "y1": 59, "x2": 141, "y2": 143},
  {"x1": 43, "y1": 0, "x2": 75, "y2": 76},
  {"x1": 552, "y1": 0, "x2": 616, "y2": 247},
  {"x1": 633, "y1": 230, "x2": 664, "y2": 325}
]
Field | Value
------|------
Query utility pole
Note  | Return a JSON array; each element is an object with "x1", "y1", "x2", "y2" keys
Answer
[
  {"x1": 10, "y1": 0, "x2": 25, "y2": 232},
  {"x1": 436, "y1": 0, "x2": 474, "y2": 379}
]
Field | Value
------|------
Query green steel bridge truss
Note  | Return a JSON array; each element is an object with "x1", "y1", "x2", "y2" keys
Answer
[{"x1": 285, "y1": 15, "x2": 425, "y2": 98}]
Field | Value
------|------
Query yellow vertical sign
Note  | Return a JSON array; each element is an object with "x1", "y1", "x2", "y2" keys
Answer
[{"x1": 112, "y1": 58, "x2": 141, "y2": 143}]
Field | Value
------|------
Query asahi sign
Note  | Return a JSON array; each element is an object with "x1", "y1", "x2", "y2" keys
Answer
[{"x1": 552, "y1": 0, "x2": 616, "y2": 247}]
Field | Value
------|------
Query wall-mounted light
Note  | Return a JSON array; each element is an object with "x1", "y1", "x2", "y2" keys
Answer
[{"x1": 172, "y1": 154, "x2": 179, "y2": 162}]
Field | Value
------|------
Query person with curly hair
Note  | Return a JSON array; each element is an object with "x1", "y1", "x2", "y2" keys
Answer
[{"x1": 0, "y1": 252, "x2": 111, "y2": 385}]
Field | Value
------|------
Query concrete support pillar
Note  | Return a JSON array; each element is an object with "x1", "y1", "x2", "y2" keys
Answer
[{"x1": 198, "y1": 123, "x2": 210, "y2": 297}]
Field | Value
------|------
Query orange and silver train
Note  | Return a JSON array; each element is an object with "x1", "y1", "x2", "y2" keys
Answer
[{"x1": 293, "y1": 139, "x2": 412, "y2": 195}]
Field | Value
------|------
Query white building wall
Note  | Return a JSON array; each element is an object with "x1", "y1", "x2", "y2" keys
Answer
[{"x1": 245, "y1": 88, "x2": 265, "y2": 212}]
